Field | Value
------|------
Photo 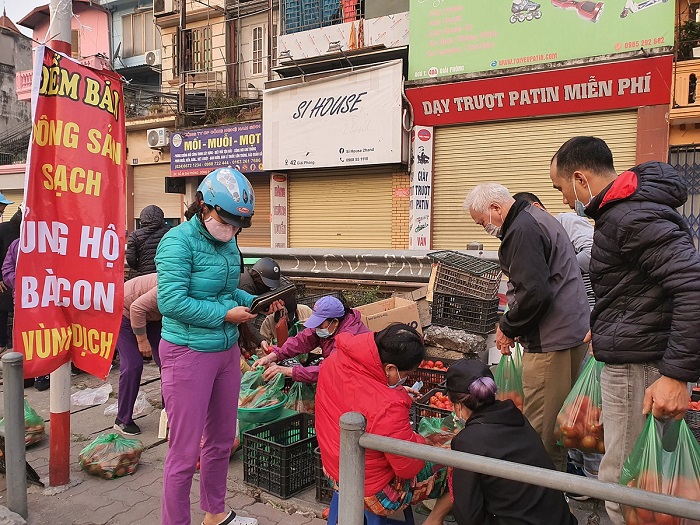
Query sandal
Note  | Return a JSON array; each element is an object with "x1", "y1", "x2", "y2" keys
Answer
[{"x1": 202, "y1": 511, "x2": 258, "y2": 525}]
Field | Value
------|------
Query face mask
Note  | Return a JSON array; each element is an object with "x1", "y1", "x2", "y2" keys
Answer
[
  {"x1": 484, "y1": 209, "x2": 501, "y2": 237},
  {"x1": 387, "y1": 369, "x2": 407, "y2": 389},
  {"x1": 453, "y1": 411, "x2": 466, "y2": 426},
  {"x1": 204, "y1": 216, "x2": 235, "y2": 242},
  {"x1": 316, "y1": 328, "x2": 331, "y2": 338},
  {"x1": 572, "y1": 177, "x2": 593, "y2": 218}
]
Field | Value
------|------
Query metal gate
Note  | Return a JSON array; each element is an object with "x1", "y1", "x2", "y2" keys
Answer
[{"x1": 669, "y1": 145, "x2": 700, "y2": 249}]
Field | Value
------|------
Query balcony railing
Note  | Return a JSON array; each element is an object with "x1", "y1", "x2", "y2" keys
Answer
[
  {"x1": 282, "y1": 0, "x2": 363, "y2": 35},
  {"x1": 15, "y1": 55, "x2": 111, "y2": 101}
]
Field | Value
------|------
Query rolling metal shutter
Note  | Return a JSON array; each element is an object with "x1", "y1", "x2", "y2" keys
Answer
[
  {"x1": 432, "y1": 111, "x2": 638, "y2": 251},
  {"x1": 133, "y1": 165, "x2": 183, "y2": 223},
  {"x1": 238, "y1": 176, "x2": 271, "y2": 248},
  {"x1": 288, "y1": 168, "x2": 393, "y2": 248}
]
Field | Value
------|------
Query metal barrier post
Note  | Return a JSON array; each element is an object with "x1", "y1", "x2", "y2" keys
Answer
[
  {"x1": 2, "y1": 352, "x2": 28, "y2": 518},
  {"x1": 339, "y1": 412, "x2": 366, "y2": 525}
]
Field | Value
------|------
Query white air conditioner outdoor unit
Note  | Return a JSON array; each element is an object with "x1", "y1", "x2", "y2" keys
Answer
[
  {"x1": 154, "y1": 0, "x2": 176, "y2": 17},
  {"x1": 145, "y1": 50, "x2": 162, "y2": 66},
  {"x1": 147, "y1": 128, "x2": 170, "y2": 148}
]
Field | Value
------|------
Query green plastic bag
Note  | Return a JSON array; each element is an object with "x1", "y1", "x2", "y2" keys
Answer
[
  {"x1": 240, "y1": 368, "x2": 264, "y2": 393},
  {"x1": 0, "y1": 399, "x2": 46, "y2": 447},
  {"x1": 284, "y1": 381, "x2": 316, "y2": 414},
  {"x1": 79, "y1": 433, "x2": 143, "y2": 479},
  {"x1": 418, "y1": 414, "x2": 464, "y2": 449},
  {"x1": 554, "y1": 357, "x2": 604, "y2": 454},
  {"x1": 239, "y1": 372, "x2": 285, "y2": 408},
  {"x1": 619, "y1": 415, "x2": 700, "y2": 525},
  {"x1": 494, "y1": 354, "x2": 524, "y2": 411}
]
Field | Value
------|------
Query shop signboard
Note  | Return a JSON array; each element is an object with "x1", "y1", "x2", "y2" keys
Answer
[
  {"x1": 170, "y1": 121, "x2": 263, "y2": 177},
  {"x1": 406, "y1": 56, "x2": 672, "y2": 126},
  {"x1": 408, "y1": 0, "x2": 674, "y2": 80},
  {"x1": 263, "y1": 60, "x2": 404, "y2": 170},
  {"x1": 409, "y1": 126, "x2": 433, "y2": 250}
]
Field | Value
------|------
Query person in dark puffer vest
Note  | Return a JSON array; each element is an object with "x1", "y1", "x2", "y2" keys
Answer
[
  {"x1": 550, "y1": 136, "x2": 700, "y2": 525},
  {"x1": 126, "y1": 205, "x2": 169, "y2": 278}
]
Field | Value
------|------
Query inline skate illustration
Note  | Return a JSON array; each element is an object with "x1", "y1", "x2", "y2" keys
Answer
[
  {"x1": 551, "y1": 0, "x2": 604, "y2": 22},
  {"x1": 620, "y1": 0, "x2": 668, "y2": 18},
  {"x1": 510, "y1": 0, "x2": 543, "y2": 23}
]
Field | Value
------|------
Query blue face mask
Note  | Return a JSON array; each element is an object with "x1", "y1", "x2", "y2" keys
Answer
[
  {"x1": 316, "y1": 328, "x2": 331, "y2": 338},
  {"x1": 572, "y1": 178, "x2": 593, "y2": 218},
  {"x1": 387, "y1": 370, "x2": 407, "y2": 389}
]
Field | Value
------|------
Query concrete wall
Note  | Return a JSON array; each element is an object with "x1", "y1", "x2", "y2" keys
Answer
[
  {"x1": 365, "y1": 0, "x2": 409, "y2": 18},
  {"x1": 0, "y1": 29, "x2": 31, "y2": 133},
  {"x1": 30, "y1": 3, "x2": 111, "y2": 59}
]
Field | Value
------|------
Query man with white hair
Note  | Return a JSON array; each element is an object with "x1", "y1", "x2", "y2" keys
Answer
[{"x1": 463, "y1": 183, "x2": 589, "y2": 471}]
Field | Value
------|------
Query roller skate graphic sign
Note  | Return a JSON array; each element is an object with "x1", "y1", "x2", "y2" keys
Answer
[{"x1": 408, "y1": 0, "x2": 674, "y2": 80}]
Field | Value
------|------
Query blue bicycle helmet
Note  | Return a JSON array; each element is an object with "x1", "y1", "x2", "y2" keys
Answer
[{"x1": 197, "y1": 168, "x2": 255, "y2": 228}]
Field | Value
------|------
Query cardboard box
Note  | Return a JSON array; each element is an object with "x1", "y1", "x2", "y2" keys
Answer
[{"x1": 356, "y1": 297, "x2": 423, "y2": 334}]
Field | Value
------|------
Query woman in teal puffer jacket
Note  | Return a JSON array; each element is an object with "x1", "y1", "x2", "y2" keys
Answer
[{"x1": 156, "y1": 168, "x2": 280, "y2": 525}]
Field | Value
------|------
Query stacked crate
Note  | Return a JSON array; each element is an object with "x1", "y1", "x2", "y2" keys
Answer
[{"x1": 428, "y1": 251, "x2": 502, "y2": 335}]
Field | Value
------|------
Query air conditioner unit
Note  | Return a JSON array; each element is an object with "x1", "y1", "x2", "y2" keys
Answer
[
  {"x1": 154, "y1": 0, "x2": 176, "y2": 17},
  {"x1": 145, "y1": 50, "x2": 162, "y2": 66},
  {"x1": 147, "y1": 128, "x2": 170, "y2": 148}
]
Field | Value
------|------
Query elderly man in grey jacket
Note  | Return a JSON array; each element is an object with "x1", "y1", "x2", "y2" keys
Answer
[{"x1": 464, "y1": 183, "x2": 590, "y2": 471}]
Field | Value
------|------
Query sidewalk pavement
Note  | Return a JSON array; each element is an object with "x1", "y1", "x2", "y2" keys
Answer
[{"x1": 0, "y1": 361, "x2": 609, "y2": 525}]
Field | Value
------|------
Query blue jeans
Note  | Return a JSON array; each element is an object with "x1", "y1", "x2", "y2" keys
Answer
[{"x1": 599, "y1": 362, "x2": 661, "y2": 525}]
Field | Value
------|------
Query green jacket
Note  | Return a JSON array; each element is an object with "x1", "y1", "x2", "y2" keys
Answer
[{"x1": 155, "y1": 218, "x2": 255, "y2": 351}]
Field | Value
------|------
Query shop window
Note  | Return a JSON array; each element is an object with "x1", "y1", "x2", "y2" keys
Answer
[
  {"x1": 172, "y1": 26, "x2": 212, "y2": 75},
  {"x1": 122, "y1": 12, "x2": 161, "y2": 58},
  {"x1": 272, "y1": 24, "x2": 278, "y2": 67},
  {"x1": 252, "y1": 26, "x2": 264, "y2": 75}
]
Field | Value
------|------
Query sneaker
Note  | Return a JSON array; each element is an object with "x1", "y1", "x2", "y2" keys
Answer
[
  {"x1": 34, "y1": 376, "x2": 50, "y2": 391},
  {"x1": 114, "y1": 420, "x2": 141, "y2": 436},
  {"x1": 201, "y1": 511, "x2": 257, "y2": 525}
]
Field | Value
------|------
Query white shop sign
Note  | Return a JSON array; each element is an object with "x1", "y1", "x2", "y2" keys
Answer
[
  {"x1": 408, "y1": 126, "x2": 433, "y2": 250},
  {"x1": 263, "y1": 60, "x2": 404, "y2": 170},
  {"x1": 270, "y1": 173, "x2": 288, "y2": 248}
]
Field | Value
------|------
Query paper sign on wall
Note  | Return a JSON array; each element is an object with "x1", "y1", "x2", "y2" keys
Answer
[{"x1": 271, "y1": 173, "x2": 288, "y2": 248}]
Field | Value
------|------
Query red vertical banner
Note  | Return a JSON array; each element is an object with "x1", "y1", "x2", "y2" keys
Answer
[{"x1": 14, "y1": 47, "x2": 126, "y2": 380}]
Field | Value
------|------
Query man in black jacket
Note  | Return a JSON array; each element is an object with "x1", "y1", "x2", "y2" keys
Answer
[
  {"x1": 126, "y1": 205, "x2": 169, "y2": 278},
  {"x1": 550, "y1": 136, "x2": 700, "y2": 525},
  {"x1": 238, "y1": 257, "x2": 282, "y2": 354},
  {"x1": 464, "y1": 183, "x2": 589, "y2": 472}
]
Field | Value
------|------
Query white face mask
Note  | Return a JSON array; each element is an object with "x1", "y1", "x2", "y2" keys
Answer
[
  {"x1": 484, "y1": 209, "x2": 501, "y2": 237},
  {"x1": 204, "y1": 216, "x2": 235, "y2": 242}
]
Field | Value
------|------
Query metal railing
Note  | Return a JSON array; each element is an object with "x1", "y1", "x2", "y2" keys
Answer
[
  {"x1": 337, "y1": 412, "x2": 700, "y2": 525},
  {"x1": 2, "y1": 353, "x2": 28, "y2": 518},
  {"x1": 241, "y1": 248, "x2": 499, "y2": 283}
]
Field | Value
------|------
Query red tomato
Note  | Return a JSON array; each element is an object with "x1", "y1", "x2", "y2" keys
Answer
[
  {"x1": 435, "y1": 361, "x2": 443, "y2": 369},
  {"x1": 654, "y1": 513, "x2": 679, "y2": 525},
  {"x1": 580, "y1": 435, "x2": 597, "y2": 451},
  {"x1": 427, "y1": 360, "x2": 435, "y2": 368}
]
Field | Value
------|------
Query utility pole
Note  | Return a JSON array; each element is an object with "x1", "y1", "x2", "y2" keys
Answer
[
  {"x1": 178, "y1": 0, "x2": 187, "y2": 118},
  {"x1": 47, "y1": 0, "x2": 72, "y2": 487}
]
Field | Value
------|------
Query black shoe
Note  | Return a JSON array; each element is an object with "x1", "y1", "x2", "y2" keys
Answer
[
  {"x1": 114, "y1": 420, "x2": 141, "y2": 436},
  {"x1": 34, "y1": 376, "x2": 50, "y2": 391}
]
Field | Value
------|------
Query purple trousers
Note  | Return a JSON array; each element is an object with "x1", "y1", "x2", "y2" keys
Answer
[
  {"x1": 117, "y1": 315, "x2": 162, "y2": 425},
  {"x1": 160, "y1": 339, "x2": 241, "y2": 525}
]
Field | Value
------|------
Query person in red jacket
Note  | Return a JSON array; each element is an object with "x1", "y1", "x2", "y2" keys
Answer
[
  {"x1": 256, "y1": 296, "x2": 369, "y2": 383},
  {"x1": 316, "y1": 324, "x2": 452, "y2": 524}
]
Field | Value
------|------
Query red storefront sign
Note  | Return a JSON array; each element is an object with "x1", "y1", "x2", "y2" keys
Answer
[
  {"x1": 405, "y1": 56, "x2": 672, "y2": 127},
  {"x1": 15, "y1": 47, "x2": 126, "y2": 380}
]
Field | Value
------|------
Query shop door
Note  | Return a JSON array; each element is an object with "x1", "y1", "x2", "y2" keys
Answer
[
  {"x1": 133, "y1": 165, "x2": 183, "y2": 229},
  {"x1": 669, "y1": 145, "x2": 700, "y2": 249},
  {"x1": 238, "y1": 176, "x2": 271, "y2": 248}
]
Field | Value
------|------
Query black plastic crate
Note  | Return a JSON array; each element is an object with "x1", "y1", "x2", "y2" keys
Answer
[
  {"x1": 407, "y1": 358, "x2": 457, "y2": 394},
  {"x1": 429, "y1": 251, "x2": 502, "y2": 300},
  {"x1": 431, "y1": 293, "x2": 499, "y2": 335},
  {"x1": 298, "y1": 291, "x2": 347, "y2": 310},
  {"x1": 414, "y1": 388, "x2": 452, "y2": 422},
  {"x1": 314, "y1": 447, "x2": 334, "y2": 504},
  {"x1": 243, "y1": 413, "x2": 317, "y2": 499}
]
